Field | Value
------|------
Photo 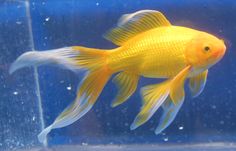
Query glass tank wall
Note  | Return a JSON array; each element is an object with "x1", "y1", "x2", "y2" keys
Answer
[
  {"x1": 0, "y1": 1, "x2": 41, "y2": 150},
  {"x1": 1, "y1": 0, "x2": 236, "y2": 150}
]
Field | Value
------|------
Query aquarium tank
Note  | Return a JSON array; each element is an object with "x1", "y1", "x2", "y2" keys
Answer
[{"x1": 1, "y1": 0, "x2": 236, "y2": 151}]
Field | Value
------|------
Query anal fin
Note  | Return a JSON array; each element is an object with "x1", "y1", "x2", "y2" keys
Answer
[
  {"x1": 155, "y1": 97, "x2": 184, "y2": 134},
  {"x1": 130, "y1": 81, "x2": 170, "y2": 130},
  {"x1": 130, "y1": 65, "x2": 191, "y2": 131},
  {"x1": 111, "y1": 72, "x2": 139, "y2": 107}
]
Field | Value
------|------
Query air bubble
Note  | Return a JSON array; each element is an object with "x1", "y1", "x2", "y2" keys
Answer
[
  {"x1": 16, "y1": 21, "x2": 22, "y2": 25},
  {"x1": 67, "y1": 86, "x2": 72, "y2": 90},
  {"x1": 13, "y1": 91, "x2": 18, "y2": 95},
  {"x1": 45, "y1": 17, "x2": 50, "y2": 22},
  {"x1": 178, "y1": 126, "x2": 184, "y2": 130},
  {"x1": 163, "y1": 137, "x2": 168, "y2": 142}
]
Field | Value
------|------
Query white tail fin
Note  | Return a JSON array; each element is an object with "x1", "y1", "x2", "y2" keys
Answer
[
  {"x1": 11, "y1": 46, "x2": 111, "y2": 143},
  {"x1": 37, "y1": 67, "x2": 111, "y2": 143},
  {"x1": 9, "y1": 47, "x2": 80, "y2": 74},
  {"x1": 38, "y1": 125, "x2": 53, "y2": 144}
]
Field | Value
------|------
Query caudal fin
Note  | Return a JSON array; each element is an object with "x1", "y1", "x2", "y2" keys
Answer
[
  {"x1": 38, "y1": 67, "x2": 111, "y2": 143},
  {"x1": 10, "y1": 46, "x2": 112, "y2": 143},
  {"x1": 9, "y1": 47, "x2": 82, "y2": 74},
  {"x1": 9, "y1": 46, "x2": 107, "y2": 74}
]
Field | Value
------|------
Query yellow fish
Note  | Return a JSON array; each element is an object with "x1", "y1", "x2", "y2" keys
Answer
[{"x1": 10, "y1": 10, "x2": 226, "y2": 143}]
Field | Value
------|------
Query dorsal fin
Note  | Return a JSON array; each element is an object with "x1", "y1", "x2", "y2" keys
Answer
[{"x1": 104, "y1": 10, "x2": 171, "y2": 46}]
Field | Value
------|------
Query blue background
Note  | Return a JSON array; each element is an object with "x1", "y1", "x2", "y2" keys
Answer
[{"x1": 1, "y1": 0, "x2": 236, "y2": 149}]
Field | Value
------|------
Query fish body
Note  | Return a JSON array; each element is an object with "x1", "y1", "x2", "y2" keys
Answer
[
  {"x1": 108, "y1": 26, "x2": 197, "y2": 78},
  {"x1": 10, "y1": 10, "x2": 226, "y2": 143},
  {"x1": 108, "y1": 25, "x2": 224, "y2": 79}
]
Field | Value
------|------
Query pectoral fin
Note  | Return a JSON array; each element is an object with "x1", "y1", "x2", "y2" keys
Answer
[
  {"x1": 155, "y1": 66, "x2": 190, "y2": 134},
  {"x1": 111, "y1": 72, "x2": 139, "y2": 107},
  {"x1": 189, "y1": 70, "x2": 208, "y2": 97},
  {"x1": 155, "y1": 97, "x2": 184, "y2": 134},
  {"x1": 170, "y1": 66, "x2": 191, "y2": 105},
  {"x1": 130, "y1": 65, "x2": 191, "y2": 131}
]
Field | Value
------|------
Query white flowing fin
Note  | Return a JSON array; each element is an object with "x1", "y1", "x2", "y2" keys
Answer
[
  {"x1": 9, "y1": 47, "x2": 80, "y2": 74},
  {"x1": 155, "y1": 97, "x2": 184, "y2": 134},
  {"x1": 189, "y1": 70, "x2": 208, "y2": 97},
  {"x1": 38, "y1": 68, "x2": 111, "y2": 143},
  {"x1": 11, "y1": 46, "x2": 112, "y2": 143}
]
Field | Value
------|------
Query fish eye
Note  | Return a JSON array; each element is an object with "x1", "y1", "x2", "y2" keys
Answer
[{"x1": 203, "y1": 46, "x2": 210, "y2": 52}]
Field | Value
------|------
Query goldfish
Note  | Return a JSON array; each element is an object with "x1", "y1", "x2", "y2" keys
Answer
[{"x1": 10, "y1": 10, "x2": 226, "y2": 143}]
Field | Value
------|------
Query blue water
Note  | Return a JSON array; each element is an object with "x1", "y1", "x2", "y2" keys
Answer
[{"x1": 1, "y1": 0, "x2": 236, "y2": 150}]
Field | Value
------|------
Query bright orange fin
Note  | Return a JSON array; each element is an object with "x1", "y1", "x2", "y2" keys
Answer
[{"x1": 111, "y1": 72, "x2": 139, "y2": 107}]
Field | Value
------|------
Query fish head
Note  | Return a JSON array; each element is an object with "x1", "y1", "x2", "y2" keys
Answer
[{"x1": 185, "y1": 32, "x2": 226, "y2": 69}]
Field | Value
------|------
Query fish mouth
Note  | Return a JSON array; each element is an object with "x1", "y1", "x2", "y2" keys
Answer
[{"x1": 212, "y1": 51, "x2": 221, "y2": 58}]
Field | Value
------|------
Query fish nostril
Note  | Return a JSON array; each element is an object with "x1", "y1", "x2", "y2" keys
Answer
[
  {"x1": 212, "y1": 49, "x2": 224, "y2": 58},
  {"x1": 220, "y1": 46, "x2": 226, "y2": 55}
]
